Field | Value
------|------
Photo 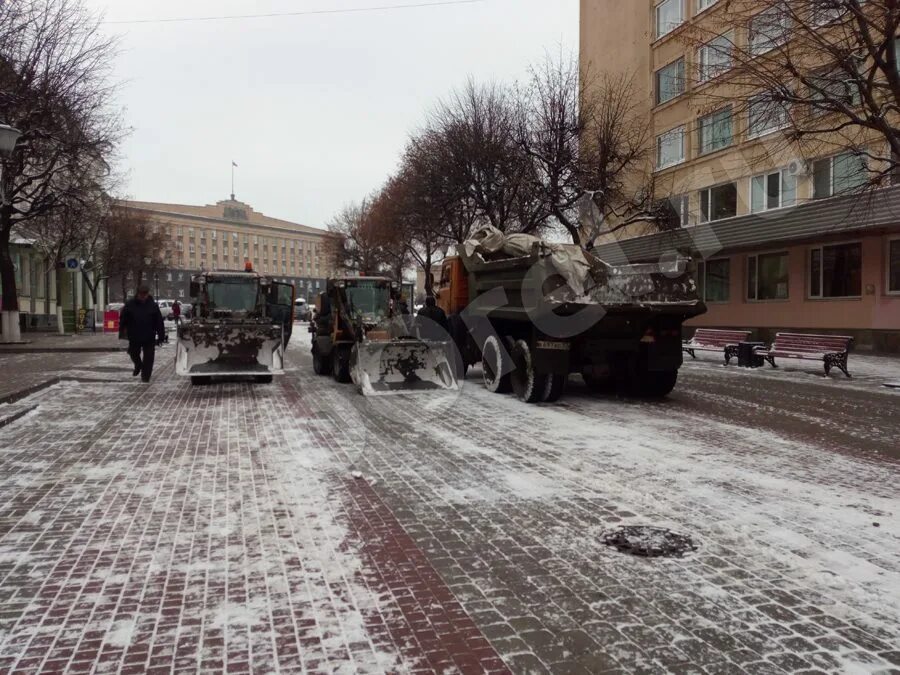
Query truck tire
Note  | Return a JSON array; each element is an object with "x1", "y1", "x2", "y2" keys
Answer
[
  {"x1": 333, "y1": 347, "x2": 352, "y2": 383},
  {"x1": 482, "y1": 335, "x2": 512, "y2": 394},
  {"x1": 510, "y1": 339, "x2": 548, "y2": 404},
  {"x1": 312, "y1": 344, "x2": 332, "y2": 376},
  {"x1": 542, "y1": 373, "x2": 567, "y2": 403},
  {"x1": 635, "y1": 369, "x2": 678, "y2": 398}
]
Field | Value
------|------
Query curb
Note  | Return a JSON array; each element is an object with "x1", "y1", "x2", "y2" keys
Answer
[
  {"x1": 0, "y1": 347, "x2": 125, "y2": 354},
  {"x1": 0, "y1": 404, "x2": 39, "y2": 429},
  {"x1": 0, "y1": 378, "x2": 61, "y2": 406}
]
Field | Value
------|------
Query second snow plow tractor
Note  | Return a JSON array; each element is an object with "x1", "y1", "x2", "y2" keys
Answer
[{"x1": 310, "y1": 277, "x2": 458, "y2": 394}]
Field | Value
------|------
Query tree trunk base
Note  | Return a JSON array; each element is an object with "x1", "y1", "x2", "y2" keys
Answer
[{"x1": 0, "y1": 310, "x2": 22, "y2": 343}]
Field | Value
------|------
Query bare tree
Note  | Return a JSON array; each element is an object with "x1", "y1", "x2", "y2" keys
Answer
[
  {"x1": 516, "y1": 54, "x2": 586, "y2": 243},
  {"x1": 430, "y1": 80, "x2": 548, "y2": 235},
  {"x1": 327, "y1": 199, "x2": 388, "y2": 276},
  {"x1": 578, "y1": 72, "x2": 671, "y2": 246},
  {"x1": 98, "y1": 204, "x2": 165, "y2": 302},
  {"x1": 0, "y1": 0, "x2": 123, "y2": 336},
  {"x1": 682, "y1": 0, "x2": 900, "y2": 185}
]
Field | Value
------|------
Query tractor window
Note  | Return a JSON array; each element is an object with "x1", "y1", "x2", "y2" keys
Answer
[
  {"x1": 207, "y1": 278, "x2": 259, "y2": 312},
  {"x1": 345, "y1": 283, "x2": 390, "y2": 321}
]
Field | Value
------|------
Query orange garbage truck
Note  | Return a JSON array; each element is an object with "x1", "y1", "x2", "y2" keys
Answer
[{"x1": 435, "y1": 227, "x2": 706, "y2": 403}]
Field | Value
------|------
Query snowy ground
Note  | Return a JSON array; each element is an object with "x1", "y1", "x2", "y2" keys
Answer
[{"x1": 0, "y1": 335, "x2": 898, "y2": 673}]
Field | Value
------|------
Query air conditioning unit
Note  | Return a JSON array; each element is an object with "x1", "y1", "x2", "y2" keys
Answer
[{"x1": 785, "y1": 158, "x2": 810, "y2": 177}]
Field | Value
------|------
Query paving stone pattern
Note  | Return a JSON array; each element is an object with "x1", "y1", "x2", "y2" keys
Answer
[{"x1": 0, "y1": 344, "x2": 899, "y2": 674}]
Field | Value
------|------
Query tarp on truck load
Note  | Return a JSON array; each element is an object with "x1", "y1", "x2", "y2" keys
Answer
[
  {"x1": 461, "y1": 225, "x2": 699, "y2": 307},
  {"x1": 463, "y1": 225, "x2": 593, "y2": 296}
]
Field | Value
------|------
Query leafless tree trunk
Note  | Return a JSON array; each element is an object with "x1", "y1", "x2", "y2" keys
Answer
[{"x1": 0, "y1": 0, "x2": 123, "y2": 335}]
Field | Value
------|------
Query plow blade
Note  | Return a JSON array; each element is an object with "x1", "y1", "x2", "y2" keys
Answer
[
  {"x1": 175, "y1": 323, "x2": 284, "y2": 377},
  {"x1": 351, "y1": 339, "x2": 459, "y2": 395}
]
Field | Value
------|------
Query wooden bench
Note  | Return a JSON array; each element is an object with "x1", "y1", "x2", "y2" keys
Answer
[
  {"x1": 755, "y1": 333, "x2": 854, "y2": 377},
  {"x1": 683, "y1": 328, "x2": 752, "y2": 364}
]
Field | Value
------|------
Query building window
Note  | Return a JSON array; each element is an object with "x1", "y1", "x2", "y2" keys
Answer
[
  {"x1": 698, "y1": 33, "x2": 732, "y2": 83},
  {"x1": 751, "y1": 169, "x2": 797, "y2": 212},
  {"x1": 812, "y1": 152, "x2": 868, "y2": 199},
  {"x1": 888, "y1": 239, "x2": 900, "y2": 294},
  {"x1": 698, "y1": 108, "x2": 732, "y2": 155},
  {"x1": 810, "y1": 243, "x2": 862, "y2": 298},
  {"x1": 699, "y1": 183, "x2": 737, "y2": 222},
  {"x1": 809, "y1": 68, "x2": 861, "y2": 114},
  {"x1": 199, "y1": 230, "x2": 206, "y2": 240},
  {"x1": 749, "y1": 6, "x2": 790, "y2": 55},
  {"x1": 748, "y1": 252, "x2": 789, "y2": 300},
  {"x1": 656, "y1": 0, "x2": 683, "y2": 38},
  {"x1": 697, "y1": 0, "x2": 717, "y2": 12},
  {"x1": 658, "y1": 194, "x2": 690, "y2": 228},
  {"x1": 748, "y1": 92, "x2": 789, "y2": 138},
  {"x1": 697, "y1": 258, "x2": 730, "y2": 302},
  {"x1": 655, "y1": 58, "x2": 685, "y2": 105},
  {"x1": 811, "y1": 2, "x2": 847, "y2": 26},
  {"x1": 656, "y1": 126, "x2": 685, "y2": 169}
]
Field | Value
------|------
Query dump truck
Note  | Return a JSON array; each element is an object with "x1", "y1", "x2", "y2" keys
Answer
[
  {"x1": 310, "y1": 276, "x2": 458, "y2": 394},
  {"x1": 436, "y1": 227, "x2": 706, "y2": 402},
  {"x1": 176, "y1": 267, "x2": 295, "y2": 385}
]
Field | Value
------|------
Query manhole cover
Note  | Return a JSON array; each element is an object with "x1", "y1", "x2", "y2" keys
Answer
[{"x1": 602, "y1": 526, "x2": 697, "y2": 558}]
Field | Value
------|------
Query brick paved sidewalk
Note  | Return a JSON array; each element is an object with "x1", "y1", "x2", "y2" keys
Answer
[{"x1": 0, "y1": 358, "x2": 508, "y2": 674}]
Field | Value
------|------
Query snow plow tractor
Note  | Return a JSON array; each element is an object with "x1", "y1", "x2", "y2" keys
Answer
[
  {"x1": 176, "y1": 267, "x2": 295, "y2": 385},
  {"x1": 310, "y1": 277, "x2": 458, "y2": 394}
]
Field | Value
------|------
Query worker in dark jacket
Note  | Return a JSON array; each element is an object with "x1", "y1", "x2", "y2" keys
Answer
[
  {"x1": 416, "y1": 296, "x2": 450, "y2": 340},
  {"x1": 119, "y1": 285, "x2": 166, "y2": 382}
]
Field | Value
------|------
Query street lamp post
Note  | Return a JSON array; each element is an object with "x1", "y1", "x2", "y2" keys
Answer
[{"x1": 0, "y1": 124, "x2": 23, "y2": 344}]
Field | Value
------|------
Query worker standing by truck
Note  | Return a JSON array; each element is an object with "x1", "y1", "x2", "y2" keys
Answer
[{"x1": 416, "y1": 296, "x2": 450, "y2": 340}]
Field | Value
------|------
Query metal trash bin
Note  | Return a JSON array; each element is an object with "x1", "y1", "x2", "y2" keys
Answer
[{"x1": 738, "y1": 341, "x2": 765, "y2": 368}]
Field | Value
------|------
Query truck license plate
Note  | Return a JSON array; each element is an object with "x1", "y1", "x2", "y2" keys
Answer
[{"x1": 536, "y1": 340, "x2": 570, "y2": 351}]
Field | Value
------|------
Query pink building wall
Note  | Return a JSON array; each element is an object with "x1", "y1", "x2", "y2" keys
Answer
[{"x1": 688, "y1": 233, "x2": 900, "y2": 335}]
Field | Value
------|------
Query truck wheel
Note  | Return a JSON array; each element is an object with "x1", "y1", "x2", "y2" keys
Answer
[
  {"x1": 635, "y1": 369, "x2": 678, "y2": 398},
  {"x1": 312, "y1": 344, "x2": 332, "y2": 376},
  {"x1": 481, "y1": 335, "x2": 512, "y2": 393},
  {"x1": 542, "y1": 373, "x2": 567, "y2": 403},
  {"x1": 333, "y1": 347, "x2": 352, "y2": 383},
  {"x1": 510, "y1": 340, "x2": 549, "y2": 404}
]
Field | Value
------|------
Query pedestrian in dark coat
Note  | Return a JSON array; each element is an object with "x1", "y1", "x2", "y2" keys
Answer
[
  {"x1": 119, "y1": 285, "x2": 165, "y2": 382},
  {"x1": 172, "y1": 299, "x2": 182, "y2": 324},
  {"x1": 416, "y1": 296, "x2": 450, "y2": 340}
]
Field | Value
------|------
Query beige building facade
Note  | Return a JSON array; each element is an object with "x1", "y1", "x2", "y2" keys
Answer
[
  {"x1": 581, "y1": 0, "x2": 900, "y2": 350},
  {"x1": 123, "y1": 198, "x2": 337, "y2": 302}
]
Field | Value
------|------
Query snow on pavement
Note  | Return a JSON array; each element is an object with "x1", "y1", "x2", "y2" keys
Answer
[
  {"x1": 305, "y1": 358, "x2": 900, "y2": 673},
  {"x1": 0, "y1": 368, "x2": 415, "y2": 673}
]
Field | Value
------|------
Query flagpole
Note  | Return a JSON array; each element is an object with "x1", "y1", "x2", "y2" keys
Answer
[{"x1": 231, "y1": 161, "x2": 235, "y2": 200}]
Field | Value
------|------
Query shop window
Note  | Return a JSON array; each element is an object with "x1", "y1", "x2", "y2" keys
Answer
[
  {"x1": 697, "y1": 258, "x2": 731, "y2": 302},
  {"x1": 748, "y1": 251, "x2": 789, "y2": 300},
  {"x1": 889, "y1": 239, "x2": 900, "y2": 294},
  {"x1": 810, "y1": 243, "x2": 862, "y2": 298}
]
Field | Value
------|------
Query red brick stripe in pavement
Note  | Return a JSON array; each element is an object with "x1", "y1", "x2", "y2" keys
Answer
[{"x1": 280, "y1": 379, "x2": 511, "y2": 675}]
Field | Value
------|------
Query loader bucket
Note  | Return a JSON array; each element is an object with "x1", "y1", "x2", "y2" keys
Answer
[
  {"x1": 175, "y1": 323, "x2": 285, "y2": 377},
  {"x1": 351, "y1": 339, "x2": 459, "y2": 395}
]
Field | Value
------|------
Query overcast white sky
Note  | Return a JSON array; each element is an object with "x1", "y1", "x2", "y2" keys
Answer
[{"x1": 85, "y1": 0, "x2": 578, "y2": 229}]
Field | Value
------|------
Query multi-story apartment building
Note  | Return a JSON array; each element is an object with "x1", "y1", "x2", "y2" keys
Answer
[
  {"x1": 120, "y1": 197, "x2": 338, "y2": 303},
  {"x1": 581, "y1": 0, "x2": 900, "y2": 350}
]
